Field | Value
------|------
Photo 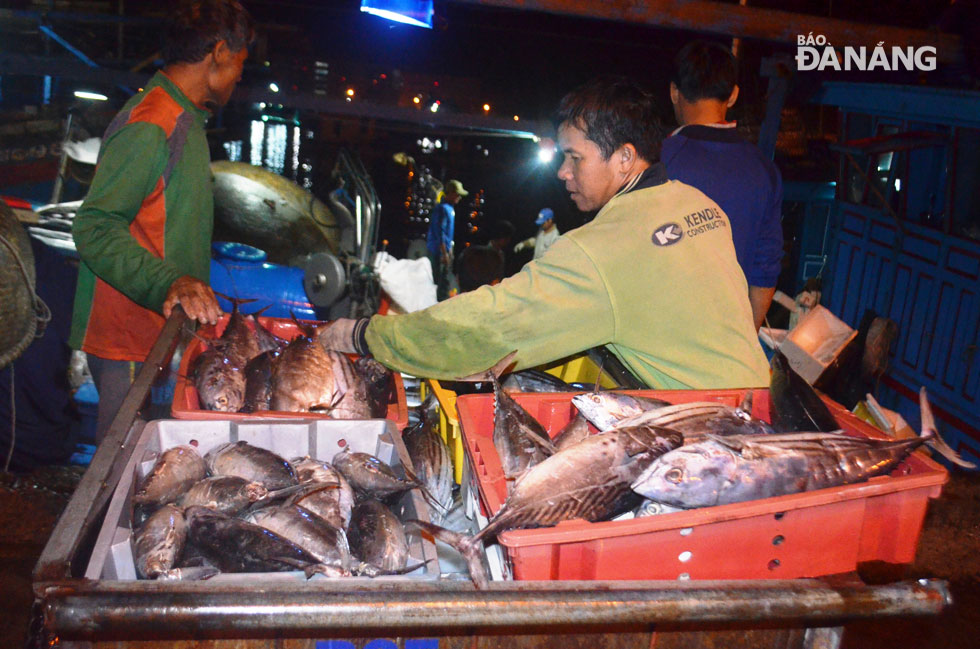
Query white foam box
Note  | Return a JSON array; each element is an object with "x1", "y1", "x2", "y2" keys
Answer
[
  {"x1": 778, "y1": 305, "x2": 857, "y2": 384},
  {"x1": 85, "y1": 418, "x2": 441, "y2": 583}
]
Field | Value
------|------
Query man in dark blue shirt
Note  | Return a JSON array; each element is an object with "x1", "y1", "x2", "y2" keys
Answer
[
  {"x1": 662, "y1": 40, "x2": 783, "y2": 329},
  {"x1": 426, "y1": 178, "x2": 467, "y2": 300}
]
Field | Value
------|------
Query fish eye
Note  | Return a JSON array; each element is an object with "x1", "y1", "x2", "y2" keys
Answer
[{"x1": 664, "y1": 467, "x2": 684, "y2": 484}]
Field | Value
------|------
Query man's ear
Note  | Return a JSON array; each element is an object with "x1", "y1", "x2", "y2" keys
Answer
[
  {"x1": 211, "y1": 39, "x2": 232, "y2": 66},
  {"x1": 726, "y1": 84, "x2": 739, "y2": 109},
  {"x1": 669, "y1": 82, "x2": 679, "y2": 107},
  {"x1": 619, "y1": 143, "x2": 637, "y2": 172}
]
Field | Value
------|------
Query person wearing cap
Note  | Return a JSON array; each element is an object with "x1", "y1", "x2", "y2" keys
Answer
[
  {"x1": 662, "y1": 40, "x2": 783, "y2": 330},
  {"x1": 514, "y1": 208, "x2": 561, "y2": 260},
  {"x1": 427, "y1": 178, "x2": 467, "y2": 301},
  {"x1": 319, "y1": 77, "x2": 768, "y2": 391}
]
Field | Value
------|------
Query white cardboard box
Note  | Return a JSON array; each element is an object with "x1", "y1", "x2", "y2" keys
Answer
[{"x1": 778, "y1": 305, "x2": 857, "y2": 384}]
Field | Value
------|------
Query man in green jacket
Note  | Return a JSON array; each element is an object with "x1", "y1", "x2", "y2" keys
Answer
[
  {"x1": 321, "y1": 77, "x2": 768, "y2": 390},
  {"x1": 70, "y1": 0, "x2": 254, "y2": 442}
]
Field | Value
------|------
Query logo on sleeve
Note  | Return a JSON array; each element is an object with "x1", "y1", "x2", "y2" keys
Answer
[{"x1": 652, "y1": 223, "x2": 683, "y2": 247}]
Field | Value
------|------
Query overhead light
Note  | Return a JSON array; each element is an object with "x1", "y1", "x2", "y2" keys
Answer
[
  {"x1": 74, "y1": 90, "x2": 107, "y2": 101},
  {"x1": 269, "y1": 82, "x2": 280, "y2": 93},
  {"x1": 483, "y1": 103, "x2": 490, "y2": 112},
  {"x1": 360, "y1": 0, "x2": 433, "y2": 29},
  {"x1": 430, "y1": 101, "x2": 439, "y2": 113},
  {"x1": 537, "y1": 137, "x2": 556, "y2": 164},
  {"x1": 346, "y1": 88, "x2": 355, "y2": 97},
  {"x1": 513, "y1": 115, "x2": 519, "y2": 122}
]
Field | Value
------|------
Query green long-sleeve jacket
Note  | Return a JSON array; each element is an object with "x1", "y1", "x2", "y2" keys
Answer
[{"x1": 366, "y1": 173, "x2": 770, "y2": 389}]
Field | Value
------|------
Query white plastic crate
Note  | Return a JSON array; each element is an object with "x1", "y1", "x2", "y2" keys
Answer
[{"x1": 85, "y1": 418, "x2": 441, "y2": 582}]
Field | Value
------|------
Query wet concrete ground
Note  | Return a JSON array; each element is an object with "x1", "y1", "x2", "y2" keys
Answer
[{"x1": 2, "y1": 465, "x2": 978, "y2": 647}]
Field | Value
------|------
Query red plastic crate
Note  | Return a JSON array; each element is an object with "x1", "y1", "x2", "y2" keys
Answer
[
  {"x1": 456, "y1": 388, "x2": 948, "y2": 581},
  {"x1": 172, "y1": 314, "x2": 408, "y2": 430}
]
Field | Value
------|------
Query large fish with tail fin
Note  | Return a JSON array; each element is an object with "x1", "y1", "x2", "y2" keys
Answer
[{"x1": 409, "y1": 423, "x2": 683, "y2": 589}]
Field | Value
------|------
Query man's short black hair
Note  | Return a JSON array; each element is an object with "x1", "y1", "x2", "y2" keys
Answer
[
  {"x1": 163, "y1": 0, "x2": 255, "y2": 65},
  {"x1": 671, "y1": 40, "x2": 737, "y2": 103},
  {"x1": 555, "y1": 76, "x2": 663, "y2": 163}
]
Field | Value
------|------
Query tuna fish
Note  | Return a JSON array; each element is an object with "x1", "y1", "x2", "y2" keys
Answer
[
  {"x1": 412, "y1": 423, "x2": 683, "y2": 588},
  {"x1": 184, "y1": 505, "x2": 339, "y2": 576},
  {"x1": 571, "y1": 391, "x2": 671, "y2": 431},
  {"x1": 501, "y1": 369, "x2": 579, "y2": 393},
  {"x1": 769, "y1": 350, "x2": 839, "y2": 433},
  {"x1": 205, "y1": 441, "x2": 298, "y2": 490},
  {"x1": 269, "y1": 322, "x2": 372, "y2": 418},
  {"x1": 347, "y1": 500, "x2": 409, "y2": 572},
  {"x1": 241, "y1": 350, "x2": 277, "y2": 413},
  {"x1": 354, "y1": 355, "x2": 395, "y2": 418},
  {"x1": 133, "y1": 443, "x2": 207, "y2": 507},
  {"x1": 332, "y1": 448, "x2": 426, "y2": 502},
  {"x1": 133, "y1": 504, "x2": 187, "y2": 579},
  {"x1": 402, "y1": 418, "x2": 454, "y2": 522},
  {"x1": 612, "y1": 397, "x2": 774, "y2": 442},
  {"x1": 192, "y1": 346, "x2": 247, "y2": 412},
  {"x1": 285, "y1": 482, "x2": 354, "y2": 531},
  {"x1": 246, "y1": 504, "x2": 353, "y2": 573},
  {"x1": 492, "y1": 378, "x2": 555, "y2": 481},
  {"x1": 176, "y1": 476, "x2": 270, "y2": 516},
  {"x1": 551, "y1": 412, "x2": 591, "y2": 452}
]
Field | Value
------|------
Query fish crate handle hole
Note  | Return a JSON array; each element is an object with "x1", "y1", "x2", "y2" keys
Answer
[
  {"x1": 773, "y1": 535, "x2": 785, "y2": 546},
  {"x1": 768, "y1": 559, "x2": 781, "y2": 570}
]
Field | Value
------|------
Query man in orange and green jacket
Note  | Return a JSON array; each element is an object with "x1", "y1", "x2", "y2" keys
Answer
[{"x1": 70, "y1": 0, "x2": 253, "y2": 443}]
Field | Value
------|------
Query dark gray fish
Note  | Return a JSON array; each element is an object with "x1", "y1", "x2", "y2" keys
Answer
[
  {"x1": 205, "y1": 441, "x2": 298, "y2": 490},
  {"x1": 769, "y1": 350, "x2": 839, "y2": 432},
  {"x1": 242, "y1": 350, "x2": 277, "y2": 413},
  {"x1": 192, "y1": 346, "x2": 246, "y2": 412},
  {"x1": 492, "y1": 378, "x2": 555, "y2": 481},
  {"x1": 333, "y1": 447, "x2": 424, "y2": 501},
  {"x1": 551, "y1": 412, "x2": 591, "y2": 452},
  {"x1": 632, "y1": 430, "x2": 929, "y2": 509},
  {"x1": 291, "y1": 456, "x2": 344, "y2": 485},
  {"x1": 176, "y1": 476, "x2": 269, "y2": 516},
  {"x1": 215, "y1": 295, "x2": 262, "y2": 364},
  {"x1": 246, "y1": 504, "x2": 352, "y2": 573},
  {"x1": 133, "y1": 444, "x2": 207, "y2": 507},
  {"x1": 347, "y1": 499, "x2": 409, "y2": 572},
  {"x1": 501, "y1": 369, "x2": 578, "y2": 393},
  {"x1": 184, "y1": 505, "x2": 337, "y2": 576},
  {"x1": 133, "y1": 504, "x2": 186, "y2": 579},
  {"x1": 571, "y1": 391, "x2": 672, "y2": 431},
  {"x1": 249, "y1": 310, "x2": 288, "y2": 354},
  {"x1": 412, "y1": 423, "x2": 683, "y2": 589},
  {"x1": 355, "y1": 355, "x2": 394, "y2": 418},
  {"x1": 402, "y1": 419, "x2": 454, "y2": 522}
]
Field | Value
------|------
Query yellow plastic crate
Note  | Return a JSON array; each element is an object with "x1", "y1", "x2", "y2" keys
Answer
[{"x1": 420, "y1": 353, "x2": 617, "y2": 484}]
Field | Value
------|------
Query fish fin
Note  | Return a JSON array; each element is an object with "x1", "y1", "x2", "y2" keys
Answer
[
  {"x1": 249, "y1": 304, "x2": 273, "y2": 318},
  {"x1": 404, "y1": 519, "x2": 489, "y2": 589},
  {"x1": 920, "y1": 388, "x2": 977, "y2": 469},
  {"x1": 289, "y1": 311, "x2": 318, "y2": 338},
  {"x1": 402, "y1": 465, "x2": 449, "y2": 516},
  {"x1": 738, "y1": 390, "x2": 754, "y2": 416},
  {"x1": 455, "y1": 351, "x2": 519, "y2": 382}
]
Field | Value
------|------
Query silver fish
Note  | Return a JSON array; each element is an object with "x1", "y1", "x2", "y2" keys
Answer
[
  {"x1": 176, "y1": 476, "x2": 269, "y2": 516},
  {"x1": 247, "y1": 504, "x2": 352, "y2": 573},
  {"x1": 347, "y1": 500, "x2": 409, "y2": 572},
  {"x1": 631, "y1": 431, "x2": 929, "y2": 509},
  {"x1": 241, "y1": 350, "x2": 277, "y2": 413},
  {"x1": 571, "y1": 391, "x2": 671, "y2": 431},
  {"x1": 402, "y1": 419, "x2": 454, "y2": 523},
  {"x1": 612, "y1": 399, "x2": 774, "y2": 441},
  {"x1": 412, "y1": 423, "x2": 683, "y2": 589},
  {"x1": 284, "y1": 482, "x2": 354, "y2": 531},
  {"x1": 192, "y1": 347, "x2": 246, "y2": 412},
  {"x1": 205, "y1": 441, "x2": 298, "y2": 490},
  {"x1": 333, "y1": 448, "x2": 424, "y2": 502},
  {"x1": 354, "y1": 355, "x2": 394, "y2": 418},
  {"x1": 133, "y1": 504, "x2": 187, "y2": 579},
  {"x1": 133, "y1": 444, "x2": 207, "y2": 507}
]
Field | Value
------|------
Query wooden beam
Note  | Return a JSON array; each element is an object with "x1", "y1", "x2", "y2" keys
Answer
[{"x1": 454, "y1": 0, "x2": 961, "y2": 63}]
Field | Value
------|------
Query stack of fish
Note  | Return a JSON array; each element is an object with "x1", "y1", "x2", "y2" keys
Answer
[
  {"x1": 130, "y1": 439, "x2": 430, "y2": 581},
  {"x1": 416, "y1": 351, "x2": 970, "y2": 588},
  {"x1": 191, "y1": 301, "x2": 394, "y2": 418}
]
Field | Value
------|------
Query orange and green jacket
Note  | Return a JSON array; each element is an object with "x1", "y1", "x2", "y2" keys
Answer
[{"x1": 70, "y1": 71, "x2": 213, "y2": 361}]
